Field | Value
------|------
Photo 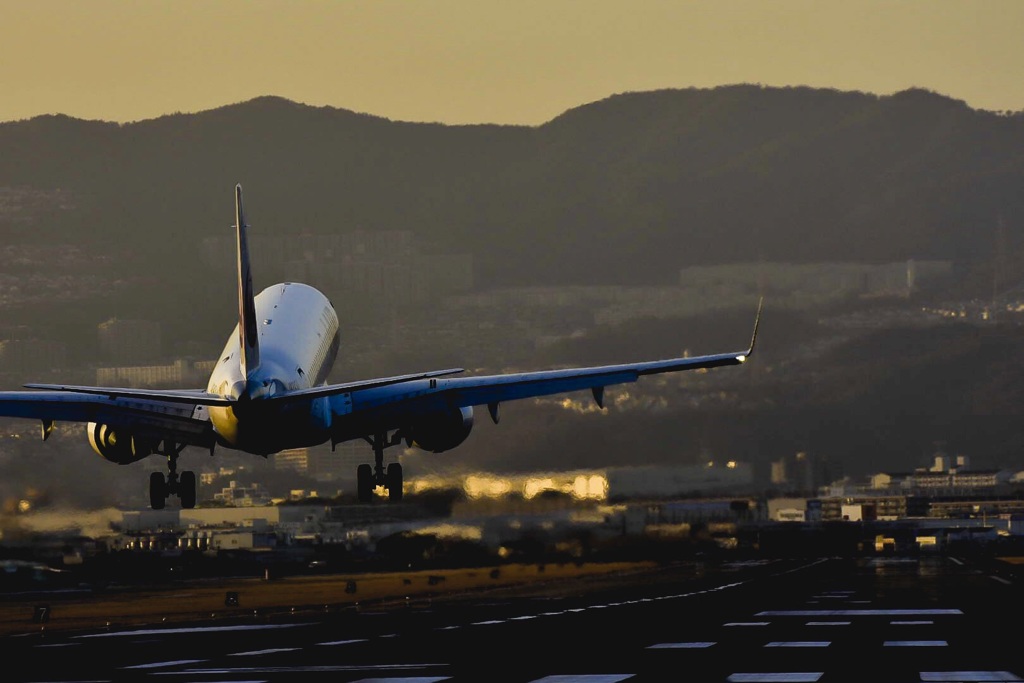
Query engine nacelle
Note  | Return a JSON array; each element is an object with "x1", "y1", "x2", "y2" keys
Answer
[
  {"x1": 402, "y1": 405, "x2": 474, "y2": 453},
  {"x1": 87, "y1": 422, "x2": 156, "y2": 465}
]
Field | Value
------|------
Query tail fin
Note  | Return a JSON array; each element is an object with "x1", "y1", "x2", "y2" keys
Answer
[{"x1": 235, "y1": 184, "x2": 260, "y2": 378}]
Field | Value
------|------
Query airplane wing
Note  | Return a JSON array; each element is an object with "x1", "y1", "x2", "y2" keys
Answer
[
  {"x1": 0, "y1": 390, "x2": 215, "y2": 449},
  {"x1": 20, "y1": 368, "x2": 466, "y2": 405},
  {"x1": 337, "y1": 297, "x2": 762, "y2": 417},
  {"x1": 443, "y1": 346, "x2": 752, "y2": 409},
  {"x1": 18, "y1": 385, "x2": 233, "y2": 405}
]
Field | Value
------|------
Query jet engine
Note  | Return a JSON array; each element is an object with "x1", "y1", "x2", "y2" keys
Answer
[
  {"x1": 87, "y1": 422, "x2": 156, "y2": 465},
  {"x1": 402, "y1": 405, "x2": 474, "y2": 453}
]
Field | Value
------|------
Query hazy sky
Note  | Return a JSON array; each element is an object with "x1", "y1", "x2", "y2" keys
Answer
[{"x1": 3, "y1": 0, "x2": 1024, "y2": 126}]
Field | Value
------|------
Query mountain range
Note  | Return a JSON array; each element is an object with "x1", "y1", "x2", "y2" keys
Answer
[{"x1": 2, "y1": 84, "x2": 1023, "y2": 292}]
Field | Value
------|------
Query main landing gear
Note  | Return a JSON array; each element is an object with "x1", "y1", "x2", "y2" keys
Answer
[
  {"x1": 357, "y1": 431, "x2": 403, "y2": 503},
  {"x1": 149, "y1": 442, "x2": 197, "y2": 510}
]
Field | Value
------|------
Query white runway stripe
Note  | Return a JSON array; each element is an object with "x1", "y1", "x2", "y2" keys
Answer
[
  {"x1": 647, "y1": 641, "x2": 716, "y2": 649},
  {"x1": 920, "y1": 673, "x2": 1022, "y2": 681},
  {"x1": 121, "y1": 658, "x2": 205, "y2": 670},
  {"x1": 75, "y1": 622, "x2": 315, "y2": 638},
  {"x1": 726, "y1": 674, "x2": 823, "y2": 682},
  {"x1": 229, "y1": 647, "x2": 301, "y2": 656},
  {"x1": 891, "y1": 620, "x2": 934, "y2": 625},
  {"x1": 529, "y1": 676, "x2": 635, "y2": 682},
  {"x1": 757, "y1": 609, "x2": 961, "y2": 616},
  {"x1": 764, "y1": 641, "x2": 830, "y2": 648}
]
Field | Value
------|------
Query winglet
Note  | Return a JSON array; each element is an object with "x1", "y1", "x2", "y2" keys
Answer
[
  {"x1": 745, "y1": 297, "x2": 764, "y2": 357},
  {"x1": 235, "y1": 184, "x2": 260, "y2": 379}
]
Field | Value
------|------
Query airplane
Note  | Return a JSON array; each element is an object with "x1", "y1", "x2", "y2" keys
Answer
[{"x1": 0, "y1": 184, "x2": 763, "y2": 510}]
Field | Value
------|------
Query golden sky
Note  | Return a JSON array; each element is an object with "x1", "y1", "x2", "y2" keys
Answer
[{"x1": 3, "y1": 0, "x2": 1023, "y2": 125}]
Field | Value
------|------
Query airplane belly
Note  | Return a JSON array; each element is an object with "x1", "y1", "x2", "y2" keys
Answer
[
  {"x1": 208, "y1": 405, "x2": 240, "y2": 447},
  {"x1": 209, "y1": 398, "x2": 331, "y2": 454}
]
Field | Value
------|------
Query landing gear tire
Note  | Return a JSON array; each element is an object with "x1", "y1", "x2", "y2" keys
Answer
[
  {"x1": 179, "y1": 470, "x2": 197, "y2": 509},
  {"x1": 387, "y1": 462, "x2": 403, "y2": 502},
  {"x1": 357, "y1": 463, "x2": 373, "y2": 503},
  {"x1": 150, "y1": 472, "x2": 167, "y2": 510}
]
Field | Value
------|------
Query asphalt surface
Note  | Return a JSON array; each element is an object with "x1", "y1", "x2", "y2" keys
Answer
[{"x1": 7, "y1": 553, "x2": 1024, "y2": 682}]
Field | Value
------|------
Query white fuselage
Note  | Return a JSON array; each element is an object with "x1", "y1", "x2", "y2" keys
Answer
[{"x1": 206, "y1": 282, "x2": 340, "y2": 453}]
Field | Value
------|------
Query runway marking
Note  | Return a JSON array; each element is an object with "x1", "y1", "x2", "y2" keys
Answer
[
  {"x1": 471, "y1": 620, "x2": 506, "y2": 626},
  {"x1": 724, "y1": 621, "x2": 770, "y2": 627},
  {"x1": 920, "y1": 673, "x2": 1022, "y2": 681},
  {"x1": 120, "y1": 658, "x2": 206, "y2": 669},
  {"x1": 317, "y1": 638, "x2": 369, "y2": 646},
  {"x1": 726, "y1": 674, "x2": 823, "y2": 682},
  {"x1": 529, "y1": 676, "x2": 635, "y2": 682},
  {"x1": 891, "y1": 620, "x2": 934, "y2": 625},
  {"x1": 756, "y1": 609, "x2": 961, "y2": 617},
  {"x1": 348, "y1": 678, "x2": 451, "y2": 682},
  {"x1": 764, "y1": 641, "x2": 830, "y2": 648},
  {"x1": 647, "y1": 641, "x2": 716, "y2": 649},
  {"x1": 883, "y1": 640, "x2": 947, "y2": 647},
  {"x1": 991, "y1": 575, "x2": 1013, "y2": 585},
  {"x1": 175, "y1": 663, "x2": 448, "y2": 675},
  {"x1": 805, "y1": 621, "x2": 850, "y2": 626},
  {"x1": 74, "y1": 622, "x2": 315, "y2": 638},
  {"x1": 229, "y1": 647, "x2": 302, "y2": 656},
  {"x1": 32, "y1": 642, "x2": 81, "y2": 647}
]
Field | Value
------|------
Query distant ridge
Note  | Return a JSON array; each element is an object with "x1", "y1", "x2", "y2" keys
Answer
[{"x1": 1, "y1": 84, "x2": 1023, "y2": 292}]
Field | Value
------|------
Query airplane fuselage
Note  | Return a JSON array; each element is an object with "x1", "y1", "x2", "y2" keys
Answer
[{"x1": 207, "y1": 281, "x2": 340, "y2": 454}]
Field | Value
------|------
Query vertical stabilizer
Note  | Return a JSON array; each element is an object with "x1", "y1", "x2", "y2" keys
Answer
[{"x1": 235, "y1": 184, "x2": 260, "y2": 379}]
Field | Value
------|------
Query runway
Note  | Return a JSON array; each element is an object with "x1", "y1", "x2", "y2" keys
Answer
[{"x1": 7, "y1": 554, "x2": 1024, "y2": 682}]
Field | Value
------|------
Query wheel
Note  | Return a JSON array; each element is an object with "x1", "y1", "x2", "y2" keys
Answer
[
  {"x1": 357, "y1": 463, "x2": 373, "y2": 503},
  {"x1": 386, "y1": 462, "x2": 403, "y2": 502},
  {"x1": 149, "y1": 471, "x2": 166, "y2": 510},
  {"x1": 180, "y1": 470, "x2": 197, "y2": 509}
]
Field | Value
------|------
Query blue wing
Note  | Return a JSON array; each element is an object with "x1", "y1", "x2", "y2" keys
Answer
[{"x1": 327, "y1": 298, "x2": 762, "y2": 445}]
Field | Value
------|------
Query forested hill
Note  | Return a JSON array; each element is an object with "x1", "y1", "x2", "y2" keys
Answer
[{"x1": 2, "y1": 84, "x2": 1024, "y2": 291}]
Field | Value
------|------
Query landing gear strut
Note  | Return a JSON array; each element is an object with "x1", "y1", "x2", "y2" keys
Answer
[
  {"x1": 148, "y1": 442, "x2": 197, "y2": 510},
  {"x1": 357, "y1": 431, "x2": 403, "y2": 503}
]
